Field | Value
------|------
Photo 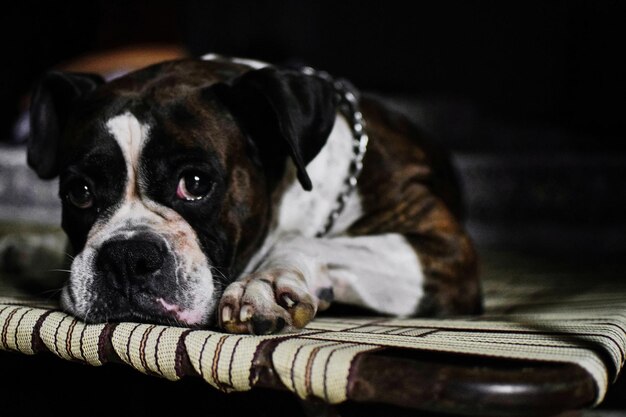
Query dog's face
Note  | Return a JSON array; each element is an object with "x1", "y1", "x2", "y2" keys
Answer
[{"x1": 28, "y1": 59, "x2": 337, "y2": 326}]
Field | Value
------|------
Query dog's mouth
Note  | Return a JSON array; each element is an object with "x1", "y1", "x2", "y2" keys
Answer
[
  {"x1": 61, "y1": 278, "x2": 214, "y2": 327},
  {"x1": 156, "y1": 298, "x2": 206, "y2": 324},
  {"x1": 93, "y1": 301, "x2": 209, "y2": 327},
  {"x1": 61, "y1": 232, "x2": 217, "y2": 327}
]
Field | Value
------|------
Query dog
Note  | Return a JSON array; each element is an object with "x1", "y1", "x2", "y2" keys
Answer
[{"x1": 21, "y1": 54, "x2": 481, "y2": 334}]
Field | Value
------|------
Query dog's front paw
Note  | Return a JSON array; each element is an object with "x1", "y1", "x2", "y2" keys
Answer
[{"x1": 218, "y1": 267, "x2": 318, "y2": 335}]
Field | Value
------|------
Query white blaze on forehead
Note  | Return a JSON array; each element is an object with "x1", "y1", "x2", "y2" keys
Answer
[{"x1": 106, "y1": 112, "x2": 149, "y2": 197}]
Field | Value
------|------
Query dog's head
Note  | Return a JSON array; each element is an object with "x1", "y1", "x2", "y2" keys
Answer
[{"x1": 28, "y1": 59, "x2": 337, "y2": 326}]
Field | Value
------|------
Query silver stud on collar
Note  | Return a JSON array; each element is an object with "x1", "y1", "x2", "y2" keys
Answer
[{"x1": 300, "y1": 67, "x2": 369, "y2": 237}]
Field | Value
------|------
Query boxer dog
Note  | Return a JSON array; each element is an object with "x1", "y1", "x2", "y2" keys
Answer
[{"x1": 24, "y1": 55, "x2": 481, "y2": 334}]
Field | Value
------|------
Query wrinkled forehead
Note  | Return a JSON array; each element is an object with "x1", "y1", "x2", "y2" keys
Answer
[
  {"x1": 61, "y1": 59, "x2": 252, "y2": 170},
  {"x1": 61, "y1": 93, "x2": 243, "y2": 177}
]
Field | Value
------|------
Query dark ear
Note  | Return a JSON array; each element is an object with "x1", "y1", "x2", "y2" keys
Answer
[
  {"x1": 28, "y1": 71, "x2": 104, "y2": 179},
  {"x1": 213, "y1": 67, "x2": 338, "y2": 191}
]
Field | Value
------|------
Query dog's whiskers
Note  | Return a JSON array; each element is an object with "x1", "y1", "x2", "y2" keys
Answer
[
  {"x1": 82, "y1": 305, "x2": 94, "y2": 324},
  {"x1": 209, "y1": 266, "x2": 229, "y2": 290},
  {"x1": 37, "y1": 287, "x2": 63, "y2": 301}
]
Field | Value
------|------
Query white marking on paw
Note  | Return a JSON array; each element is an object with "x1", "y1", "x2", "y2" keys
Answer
[{"x1": 258, "y1": 233, "x2": 424, "y2": 317}]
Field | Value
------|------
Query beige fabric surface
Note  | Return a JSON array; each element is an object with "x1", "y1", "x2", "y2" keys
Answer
[{"x1": 1, "y1": 256, "x2": 625, "y2": 407}]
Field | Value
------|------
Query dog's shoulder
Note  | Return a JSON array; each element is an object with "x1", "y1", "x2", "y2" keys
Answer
[{"x1": 357, "y1": 95, "x2": 465, "y2": 221}]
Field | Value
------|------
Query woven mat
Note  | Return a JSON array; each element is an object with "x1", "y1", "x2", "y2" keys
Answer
[{"x1": 1, "y1": 254, "x2": 625, "y2": 407}]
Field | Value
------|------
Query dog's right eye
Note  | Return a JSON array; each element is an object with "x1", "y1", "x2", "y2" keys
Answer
[
  {"x1": 65, "y1": 181, "x2": 94, "y2": 209},
  {"x1": 176, "y1": 171, "x2": 213, "y2": 201}
]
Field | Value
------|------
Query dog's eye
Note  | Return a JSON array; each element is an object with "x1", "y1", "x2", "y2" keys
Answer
[
  {"x1": 66, "y1": 181, "x2": 94, "y2": 209},
  {"x1": 176, "y1": 171, "x2": 212, "y2": 201}
]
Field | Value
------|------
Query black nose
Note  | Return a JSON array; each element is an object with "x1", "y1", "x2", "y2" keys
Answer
[{"x1": 96, "y1": 235, "x2": 165, "y2": 292}]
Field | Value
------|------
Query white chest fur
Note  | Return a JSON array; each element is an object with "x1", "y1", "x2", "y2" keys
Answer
[{"x1": 275, "y1": 114, "x2": 363, "y2": 237}]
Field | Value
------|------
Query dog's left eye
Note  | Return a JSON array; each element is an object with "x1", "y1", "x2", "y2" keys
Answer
[{"x1": 176, "y1": 171, "x2": 213, "y2": 201}]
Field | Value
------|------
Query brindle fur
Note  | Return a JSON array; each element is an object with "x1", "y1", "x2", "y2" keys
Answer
[
  {"x1": 81, "y1": 60, "x2": 481, "y2": 316},
  {"x1": 56, "y1": 60, "x2": 277, "y2": 295},
  {"x1": 23, "y1": 57, "x2": 481, "y2": 329},
  {"x1": 97, "y1": 60, "x2": 275, "y2": 281},
  {"x1": 349, "y1": 97, "x2": 481, "y2": 316}
]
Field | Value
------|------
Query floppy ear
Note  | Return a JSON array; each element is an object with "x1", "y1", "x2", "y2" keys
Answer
[
  {"x1": 28, "y1": 71, "x2": 104, "y2": 179},
  {"x1": 213, "y1": 67, "x2": 338, "y2": 191}
]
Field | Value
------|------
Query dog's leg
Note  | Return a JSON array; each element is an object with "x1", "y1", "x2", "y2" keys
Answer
[
  {"x1": 219, "y1": 232, "x2": 431, "y2": 334},
  {"x1": 348, "y1": 183, "x2": 482, "y2": 318},
  {"x1": 219, "y1": 193, "x2": 480, "y2": 335}
]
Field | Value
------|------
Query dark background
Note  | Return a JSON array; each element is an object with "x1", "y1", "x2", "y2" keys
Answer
[
  {"x1": 2, "y1": 2, "x2": 626, "y2": 416},
  {"x1": 2, "y1": 0, "x2": 626, "y2": 251},
  {"x1": 3, "y1": 0, "x2": 625, "y2": 150}
]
